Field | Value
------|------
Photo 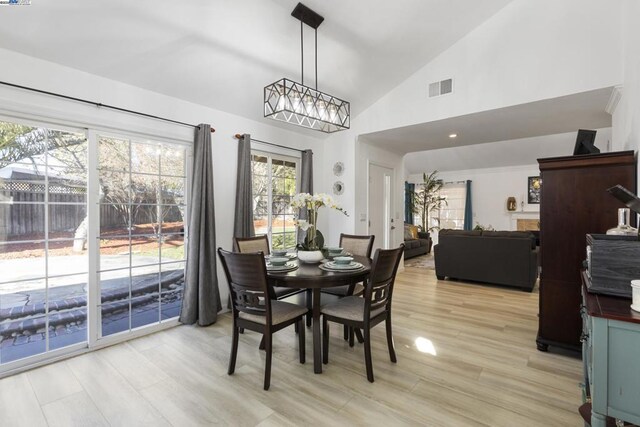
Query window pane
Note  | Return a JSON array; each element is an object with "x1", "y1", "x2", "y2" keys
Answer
[
  {"x1": 48, "y1": 273, "x2": 88, "y2": 350},
  {"x1": 100, "y1": 268, "x2": 131, "y2": 337},
  {"x1": 99, "y1": 137, "x2": 129, "y2": 171},
  {"x1": 161, "y1": 234, "x2": 184, "y2": 263},
  {"x1": 49, "y1": 204, "x2": 87, "y2": 240},
  {"x1": 160, "y1": 176, "x2": 185, "y2": 205},
  {"x1": 161, "y1": 147, "x2": 186, "y2": 177},
  {"x1": 131, "y1": 236, "x2": 159, "y2": 267},
  {"x1": 130, "y1": 266, "x2": 160, "y2": 330},
  {"x1": 131, "y1": 142, "x2": 160, "y2": 175}
]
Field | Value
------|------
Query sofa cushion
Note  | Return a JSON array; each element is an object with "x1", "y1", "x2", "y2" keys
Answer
[
  {"x1": 438, "y1": 229, "x2": 482, "y2": 237},
  {"x1": 482, "y1": 230, "x2": 536, "y2": 248},
  {"x1": 405, "y1": 239, "x2": 421, "y2": 249}
]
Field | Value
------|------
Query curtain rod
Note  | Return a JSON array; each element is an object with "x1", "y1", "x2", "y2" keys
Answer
[
  {"x1": 0, "y1": 80, "x2": 215, "y2": 133},
  {"x1": 234, "y1": 133, "x2": 304, "y2": 153}
]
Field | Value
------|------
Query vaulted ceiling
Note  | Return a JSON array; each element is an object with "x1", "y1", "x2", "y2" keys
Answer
[{"x1": 0, "y1": 0, "x2": 514, "y2": 129}]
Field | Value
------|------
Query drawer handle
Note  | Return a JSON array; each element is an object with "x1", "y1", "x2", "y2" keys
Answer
[{"x1": 580, "y1": 332, "x2": 589, "y2": 343}]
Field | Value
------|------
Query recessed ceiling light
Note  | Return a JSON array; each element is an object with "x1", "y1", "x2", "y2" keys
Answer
[{"x1": 449, "y1": 133, "x2": 458, "y2": 139}]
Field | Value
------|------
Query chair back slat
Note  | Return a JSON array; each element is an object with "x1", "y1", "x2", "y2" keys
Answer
[
  {"x1": 339, "y1": 234, "x2": 375, "y2": 258},
  {"x1": 364, "y1": 245, "x2": 404, "y2": 314},
  {"x1": 218, "y1": 248, "x2": 271, "y2": 318},
  {"x1": 234, "y1": 235, "x2": 270, "y2": 255}
]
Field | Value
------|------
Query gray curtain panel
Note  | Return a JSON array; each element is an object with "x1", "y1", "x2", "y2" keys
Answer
[
  {"x1": 179, "y1": 124, "x2": 220, "y2": 326},
  {"x1": 233, "y1": 133, "x2": 255, "y2": 239},
  {"x1": 297, "y1": 149, "x2": 313, "y2": 245},
  {"x1": 298, "y1": 149, "x2": 313, "y2": 221}
]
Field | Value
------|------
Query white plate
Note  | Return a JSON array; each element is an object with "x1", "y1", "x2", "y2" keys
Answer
[
  {"x1": 266, "y1": 253, "x2": 297, "y2": 260},
  {"x1": 266, "y1": 262, "x2": 298, "y2": 272},
  {"x1": 631, "y1": 304, "x2": 640, "y2": 313},
  {"x1": 322, "y1": 261, "x2": 364, "y2": 270}
]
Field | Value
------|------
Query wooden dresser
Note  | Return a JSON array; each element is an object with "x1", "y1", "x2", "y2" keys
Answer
[
  {"x1": 581, "y1": 272, "x2": 640, "y2": 427},
  {"x1": 537, "y1": 151, "x2": 636, "y2": 352}
]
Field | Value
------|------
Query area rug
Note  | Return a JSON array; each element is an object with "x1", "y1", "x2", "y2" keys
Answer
[{"x1": 404, "y1": 253, "x2": 435, "y2": 269}]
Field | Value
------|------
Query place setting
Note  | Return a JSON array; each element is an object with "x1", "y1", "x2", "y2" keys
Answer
[
  {"x1": 265, "y1": 254, "x2": 298, "y2": 273},
  {"x1": 319, "y1": 255, "x2": 365, "y2": 272},
  {"x1": 266, "y1": 248, "x2": 298, "y2": 260},
  {"x1": 325, "y1": 246, "x2": 353, "y2": 259}
]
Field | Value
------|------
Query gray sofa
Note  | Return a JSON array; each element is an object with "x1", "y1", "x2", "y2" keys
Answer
[
  {"x1": 434, "y1": 229, "x2": 538, "y2": 292},
  {"x1": 405, "y1": 231, "x2": 432, "y2": 259}
]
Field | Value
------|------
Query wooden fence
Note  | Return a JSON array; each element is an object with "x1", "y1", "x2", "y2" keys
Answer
[{"x1": 0, "y1": 180, "x2": 182, "y2": 238}]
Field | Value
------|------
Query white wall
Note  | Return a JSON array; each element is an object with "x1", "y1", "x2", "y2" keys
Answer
[
  {"x1": 356, "y1": 0, "x2": 623, "y2": 136},
  {"x1": 408, "y1": 164, "x2": 540, "y2": 242},
  {"x1": 612, "y1": 0, "x2": 640, "y2": 165},
  {"x1": 0, "y1": 47, "x2": 326, "y2": 308},
  {"x1": 329, "y1": 0, "x2": 625, "y2": 247}
]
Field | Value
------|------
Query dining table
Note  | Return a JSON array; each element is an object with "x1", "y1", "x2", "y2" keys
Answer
[{"x1": 267, "y1": 255, "x2": 371, "y2": 374}]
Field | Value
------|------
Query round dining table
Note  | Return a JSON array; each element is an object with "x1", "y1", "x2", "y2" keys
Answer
[{"x1": 267, "y1": 255, "x2": 371, "y2": 374}]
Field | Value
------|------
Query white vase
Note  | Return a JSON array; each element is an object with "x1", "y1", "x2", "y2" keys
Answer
[{"x1": 297, "y1": 250, "x2": 324, "y2": 263}]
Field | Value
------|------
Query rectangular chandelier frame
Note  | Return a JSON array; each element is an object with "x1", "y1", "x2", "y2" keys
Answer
[{"x1": 264, "y1": 78, "x2": 350, "y2": 133}]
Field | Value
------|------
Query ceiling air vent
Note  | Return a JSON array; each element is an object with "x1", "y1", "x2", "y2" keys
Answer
[{"x1": 428, "y1": 78, "x2": 453, "y2": 97}]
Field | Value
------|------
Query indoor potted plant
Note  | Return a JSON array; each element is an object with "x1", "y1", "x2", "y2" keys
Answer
[
  {"x1": 291, "y1": 193, "x2": 348, "y2": 263},
  {"x1": 412, "y1": 171, "x2": 447, "y2": 236}
]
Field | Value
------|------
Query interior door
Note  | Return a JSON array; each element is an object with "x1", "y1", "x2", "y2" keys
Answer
[{"x1": 368, "y1": 163, "x2": 393, "y2": 252}]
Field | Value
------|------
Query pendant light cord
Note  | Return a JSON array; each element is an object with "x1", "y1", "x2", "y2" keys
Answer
[
  {"x1": 315, "y1": 28, "x2": 318, "y2": 90},
  {"x1": 300, "y1": 20, "x2": 304, "y2": 86}
]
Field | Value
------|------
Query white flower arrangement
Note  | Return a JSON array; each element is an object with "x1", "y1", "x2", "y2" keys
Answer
[{"x1": 291, "y1": 192, "x2": 348, "y2": 250}]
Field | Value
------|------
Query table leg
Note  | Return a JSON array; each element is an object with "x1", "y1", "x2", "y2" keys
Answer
[{"x1": 312, "y1": 288, "x2": 322, "y2": 374}]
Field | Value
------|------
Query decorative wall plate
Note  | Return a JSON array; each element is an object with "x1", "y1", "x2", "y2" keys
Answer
[
  {"x1": 333, "y1": 161, "x2": 344, "y2": 176},
  {"x1": 333, "y1": 181, "x2": 344, "y2": 195}
]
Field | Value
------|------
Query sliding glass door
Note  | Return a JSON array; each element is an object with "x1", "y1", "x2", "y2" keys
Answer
[
  {"x1": 97, "y1": 135, "x2": 188, "y2": 337},
  {"x1": 0, "y1": 119, "x2": 88, "y2": 365},
  {"x1": 0, "y1": 118, "x2": 189, "y2": 372}
]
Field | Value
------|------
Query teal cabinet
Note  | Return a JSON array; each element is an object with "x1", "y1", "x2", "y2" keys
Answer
[{"x1": 582, "y1": 273, "x2": 640, "y2": 427}]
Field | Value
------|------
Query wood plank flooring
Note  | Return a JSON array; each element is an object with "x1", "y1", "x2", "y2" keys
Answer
[{"x1": 0, "y1": 267, "x2": 584, "y2": 426}]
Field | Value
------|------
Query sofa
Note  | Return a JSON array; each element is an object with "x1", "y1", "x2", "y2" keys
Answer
[
  {"x1": 434, "y1": 229, "x2": 538, "y2": 291},
  {"x1": 404, "y1": 224, "x2": 432, "y2": 259}
]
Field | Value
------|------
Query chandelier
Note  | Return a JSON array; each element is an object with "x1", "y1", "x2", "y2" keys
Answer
[{"x1": 264, "y1": 3, "x2": 350, "y2": 133}]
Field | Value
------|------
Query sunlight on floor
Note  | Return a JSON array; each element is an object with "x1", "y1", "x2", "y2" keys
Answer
[{"x1": 414, "y1": 337, "x2": 437, "y2": 356}]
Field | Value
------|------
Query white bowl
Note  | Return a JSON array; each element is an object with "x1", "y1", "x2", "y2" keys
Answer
[
  {"x1": 327, "y1": 247, "x2": 343, "y2": 254},
  {"x1": 272, "y1": 249, "x2": 288, "y2": 256},
  {"x1": 334, "y1": 256, "x2": 353, "y2": 265},
  {"x1": 269, "y1": 257, "x2": 289, "y2": 266}
]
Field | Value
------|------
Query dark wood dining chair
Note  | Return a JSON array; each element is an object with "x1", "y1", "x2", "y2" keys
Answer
[
  {"x1": 321, "y1": 233, "x2": 375, "y2": 343},
  {"x1": 321, "y1": 244, "x2": 404, "y2": 382},
  {"x1": 233, "y1": 235, "x2": 301, "y2": 299},
  {"x1": 321, "y1": 233, "x2": 375, "y2": 297},
  {"x1": 217, "y1": 248, "x2": 307, "y2": 390}
]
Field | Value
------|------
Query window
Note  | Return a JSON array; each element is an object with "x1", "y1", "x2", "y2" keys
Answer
[
  {"x1": 251, "y1": 152, "x2": 299, "y2": 250},
  {"x1": 0, "y1": 119, "x2": 88, "y2": 364},
  {"x1": 436, "y1": 183, "x2": 466, "y2": 230}
]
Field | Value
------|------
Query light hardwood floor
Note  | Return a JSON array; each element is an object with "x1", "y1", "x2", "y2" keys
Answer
[{"x1": 0, "y1": 267, "x2": 583, "y2": 426}]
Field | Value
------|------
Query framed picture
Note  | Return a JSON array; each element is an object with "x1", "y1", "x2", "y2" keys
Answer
[{"x1": 528, "y1": 176, "x2": 541, "y2": 204}]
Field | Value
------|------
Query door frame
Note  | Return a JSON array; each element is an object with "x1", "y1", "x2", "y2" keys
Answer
[{"x1": 366, "y1": 160, "x2": 396, "y2": 249}]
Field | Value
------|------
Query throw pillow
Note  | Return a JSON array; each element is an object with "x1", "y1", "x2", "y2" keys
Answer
[
  {"x1": 404, "y1": 225, "x2": 414, "y2": 240},
  {"x1": 409, "y1": 225, "x2": 419, "y2": 239}
]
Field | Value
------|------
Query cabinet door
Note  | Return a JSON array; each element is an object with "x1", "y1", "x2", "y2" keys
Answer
[{"x1": 607, "y1": 321, "x2": 640, "y2": 422}]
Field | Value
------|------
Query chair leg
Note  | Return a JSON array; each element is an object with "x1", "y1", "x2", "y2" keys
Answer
[
  {"x1": 322, "y1": 317, "x2": 329, "y2": 364},
  {"x1": 228, "y1": 325, "x2": 239, "y2": 375},
  {"x1": 355, "y1": 328, "x2": 365, "y2": 344},
  {"x1": 259, "y1": 335, "x2": 265, "y2": 350},
  {"x1": 298, "y1": 319, "x2": 305, "y2": 364},
  {"x1": 363, "y1": 328, "x2": 374, "y2": 383},
  {"x1": 343, "y1": 325, "x2": 348, "y2": 341},
  {"x1": 386, "y1": 317, "x2": 397, "y2": 363},
  {"x1": 295, "y1": 322, "x2": 299, "y2": 334},
  {"x1": 349, "y1": 326, "x2": 355, "y2": 347},
  {"x1": 264, "y1": 332, "x2": 272, "y2": 390}
]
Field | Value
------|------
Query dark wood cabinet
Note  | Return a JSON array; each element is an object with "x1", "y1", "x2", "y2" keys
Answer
[{"x1": 536, "y1": 151, "x2": 636, "y2": 352}]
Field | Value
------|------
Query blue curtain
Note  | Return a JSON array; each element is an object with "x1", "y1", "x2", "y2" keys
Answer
[
  {"x1": 463, "y1": 180, "x2": 473, "y2": 231},
  {"x1": 404, "y1": 182, "x2": 415, "y2": 224}
]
